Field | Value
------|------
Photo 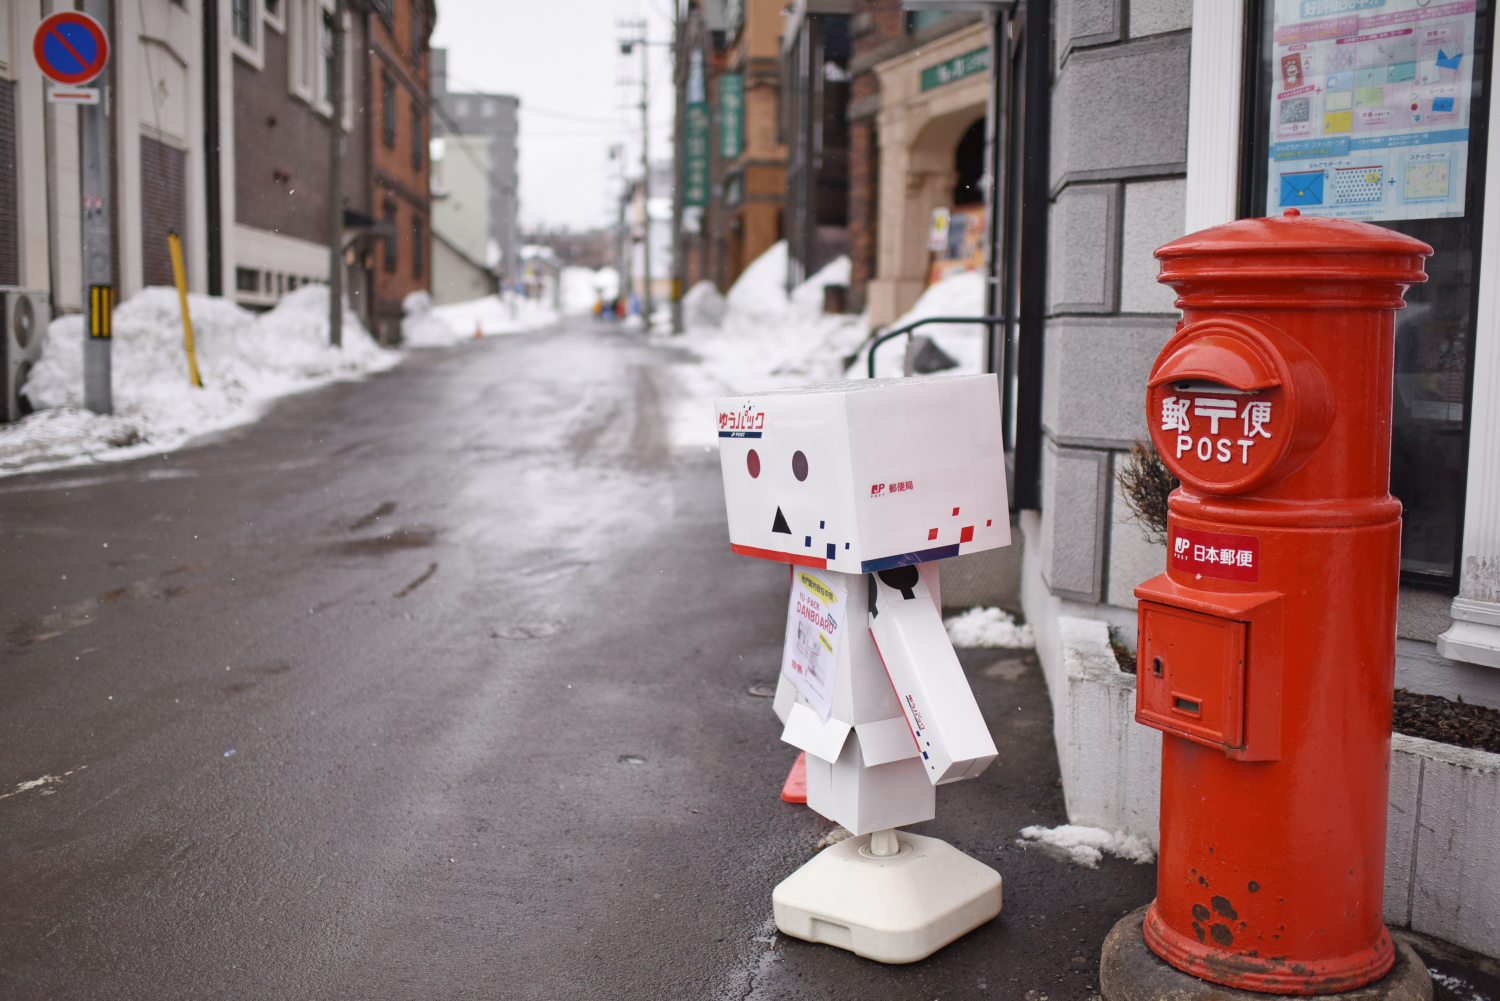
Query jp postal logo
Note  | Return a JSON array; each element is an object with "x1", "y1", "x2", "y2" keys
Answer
[
  {"x1": 718, "y1": 402, "x2": 766, "y2": 438},
  {"x1": 869, "y1": 479, "x2": 914, "y2": 498}
]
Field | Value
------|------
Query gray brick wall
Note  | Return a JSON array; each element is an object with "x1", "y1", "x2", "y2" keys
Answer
[{"x1": 1038, "y1": 0, "x2": 1191, "y2": 609}]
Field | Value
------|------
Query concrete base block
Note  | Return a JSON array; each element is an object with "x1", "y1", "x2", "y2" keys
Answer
[
  {"x1": 1101, "y1": 905, "x2": 1432, "y2": 1001},
  {"x1": 772, "y1": 831, "x2": 1002, "y2": 964}
]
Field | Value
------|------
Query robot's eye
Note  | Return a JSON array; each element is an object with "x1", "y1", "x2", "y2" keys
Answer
[
  {"x1": 792, "y1": 451, "x2": 808, "y2": 482},
  {"x1": 747, "y1": 449, "x2": 761, "y2": 478}
]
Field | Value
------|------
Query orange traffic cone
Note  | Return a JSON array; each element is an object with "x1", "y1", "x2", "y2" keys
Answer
[{"x1": 781, "y1": 751, "x2": 808, "y2": 804}]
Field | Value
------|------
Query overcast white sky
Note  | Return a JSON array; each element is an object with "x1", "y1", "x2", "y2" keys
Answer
[{"x1": 430, "y1": 0, "x2": 680, "y2": 234}]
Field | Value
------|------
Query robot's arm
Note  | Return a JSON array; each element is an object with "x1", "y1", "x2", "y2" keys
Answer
[{"x1": 868, "y1": 566, "x2": 997, "y2": 785}]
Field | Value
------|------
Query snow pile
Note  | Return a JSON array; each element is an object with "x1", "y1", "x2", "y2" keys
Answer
[
  {"x1": 682, "y1": 280, "x2": 725, "y2": 329},
  {"x1": 422, "y1": 293, "x2": 559, "y2": 344},
  {"x1": 561, "y1": 266, "x2": 617, "y2": 314},
  {"x1": 945, "y1": 606, "x2": 1035, "y2": 649},
  {"x1": 2, "y1": 285, "x2": 397, "y2": 474},
  {"x1": 863, "y1": 269, "x2": 987, "y2": 379},
  {"x1": 1017, "y1": 825, "x2": 1156, "y2": 868},
  {"x1": 664, "y1": 242, "x2": 868, "y2": 447},
  {"x1": 400, "y1": 290, "x2": 457, "y2": 347}
]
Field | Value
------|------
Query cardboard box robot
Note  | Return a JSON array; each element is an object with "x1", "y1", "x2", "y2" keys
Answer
[{"x1": 715, "y1": 374, "x2": 1011, "y2": 964}]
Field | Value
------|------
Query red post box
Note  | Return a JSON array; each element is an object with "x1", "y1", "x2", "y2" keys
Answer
[{"x1": 1130, "y1": 210, "x2": 1430, "y2": 994}]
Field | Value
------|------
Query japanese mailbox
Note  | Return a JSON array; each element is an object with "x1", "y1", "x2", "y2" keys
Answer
[{"x1": 1131, "y1": 210, "x2": 1430, "y2": 994}]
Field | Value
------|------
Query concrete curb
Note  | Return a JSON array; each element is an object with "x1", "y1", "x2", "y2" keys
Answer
[{"x1": 1047, "y1": 616, "x2": 1500, "y2": 961}]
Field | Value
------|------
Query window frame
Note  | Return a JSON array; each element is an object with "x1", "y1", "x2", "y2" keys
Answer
[
  {"x1": 382, "y1": 71, "x2": 398, "y2": 147},
  {"x1": 230, "y1": 0, "x2": 265, "y2": 68},
  {"x1": 383, "y1": 200, "x2": 399, "y2": 272},
  {"x1": 411, "y1": 98, "x2": 424, "y2": 170},
  {"x1": 412, "y1": 214, "x2": 424, "y2": 279}
]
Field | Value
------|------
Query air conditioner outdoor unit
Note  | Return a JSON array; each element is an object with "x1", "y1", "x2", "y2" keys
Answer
[{"x1": 0, "y1": 288, "x2": 50, "y2": 423}]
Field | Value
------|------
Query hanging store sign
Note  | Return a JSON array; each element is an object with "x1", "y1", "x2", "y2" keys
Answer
[
  {"x1": 720, "y1": 73, "x2": 744, "y2": 159},
  {"x1": 685, "y1": 102, "x2": 710, "y2": 207}
]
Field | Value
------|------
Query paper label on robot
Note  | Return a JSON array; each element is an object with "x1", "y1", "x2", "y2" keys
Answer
[
  {"x1": 781, "y1": 570, "x2": 846, "y2": 722},
  {"x1": 1170, "y1": 526, "x2": 1261, "y2": 582}
]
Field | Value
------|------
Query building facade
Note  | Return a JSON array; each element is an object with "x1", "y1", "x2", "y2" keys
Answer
[
  {"x1": 1, "y1": 0, "x2": 434, "y2": 360},
  {"x1": 428, "y1": 48, "x2": 518, "y2": 288},
  {"x1": 228, "y1": 0, "x2": 372, "y2": 316},
  {"x1": 718, "y1": 0, "x2": 787, "y2": 289}
]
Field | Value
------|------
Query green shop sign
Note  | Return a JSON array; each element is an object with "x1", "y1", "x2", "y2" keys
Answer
[
  {"x1": 920, "y1": 46, "x2": 989, "y2": 92},
  {"x1": 719, "y1": 73, "x2": 743, "y2": 160},
  {"x1": 684, "y1": 101, "x2": 710, "y2": 207}
]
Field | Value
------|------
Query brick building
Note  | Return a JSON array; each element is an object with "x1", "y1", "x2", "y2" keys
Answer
[
  {"x1": 227, "y1": 0, "x2": 373, "y2": 317},
  {"x1": 718, "y1": 0, "x2": 786, "y2": 289},
  {"x1": 366, "y1": 0, "x2": 434, "y2": 343},
  {"x1": 846, "y1": 5, "x2": 985, "y2": 316}
]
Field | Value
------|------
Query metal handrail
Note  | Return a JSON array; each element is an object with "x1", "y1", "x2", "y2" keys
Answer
[{"x1": 865, "y1": 315, "x2": 1005, "y2": 379}]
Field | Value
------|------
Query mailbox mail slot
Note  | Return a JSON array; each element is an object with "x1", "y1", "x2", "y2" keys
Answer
[{"x1": 1137, "y1": 602, "x2": 1245, "y2": 750}]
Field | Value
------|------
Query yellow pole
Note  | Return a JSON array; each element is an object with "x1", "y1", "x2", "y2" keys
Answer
[{"x1": 168, "y1": 231, "x2": 203, "y2": 388}]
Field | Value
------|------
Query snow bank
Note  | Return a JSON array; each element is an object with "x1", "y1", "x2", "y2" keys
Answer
[
  {"x1": 664, "y1": 242, "x2": 868, "y2": 448},
  {"x1": 1017, "y1": 824, "x2": 1156, "y2": 868},
  {"x1": 561, "y1": 266, "x2": 617, "y2": 315},
  {"x1": 400, "y1": 291, "x2": 455, "y2": 347},
  {"x1": 682, "y1": 280, "x2": 725, "y2": 329},
  {"x1": 2, "y1": 285, "x2": 398, "y2": 474},
  {"x1": 945, "y1": 606, "x2": 1035, "y2": 649},
  {"x1": 863, "y1": 269, "x2": 986, "y2": 379},
  {"x1": 421, "y1": 293, "x2": 559, "y2": 344}
]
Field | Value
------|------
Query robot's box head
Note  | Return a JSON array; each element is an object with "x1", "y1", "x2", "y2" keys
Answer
[{"x1": 715, "y1": 374, "x2": 1010, "y2": 574}]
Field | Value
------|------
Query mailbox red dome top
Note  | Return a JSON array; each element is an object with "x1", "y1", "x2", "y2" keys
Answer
[{"x1": 1155, "y1": 214, "x2": 1431, "y2": 311}]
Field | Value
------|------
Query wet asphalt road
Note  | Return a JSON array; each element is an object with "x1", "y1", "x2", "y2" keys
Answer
[{"x1": 0, "y1": 315, "x2": 1159, "y2": 1000}]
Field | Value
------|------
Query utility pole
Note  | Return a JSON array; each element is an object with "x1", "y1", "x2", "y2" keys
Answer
[
  {"x1": 671, "y1": 4, "x2": 687, "y2": 335},
  {"x1": 80, "y1": 0, "x2": 113, "y2": 414},
  {"x1": 327, "y1": 0, "x2": 345, "y2": 347},
  {"x1": 620, "y1": 20, "x2": 666, "y2": 332}
]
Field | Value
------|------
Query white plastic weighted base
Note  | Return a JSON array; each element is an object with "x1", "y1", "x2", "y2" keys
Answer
[{"x1": 771, "y1": 830, "x2": 1002, "y2": 964}]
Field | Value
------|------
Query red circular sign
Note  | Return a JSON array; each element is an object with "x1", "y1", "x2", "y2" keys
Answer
[{"x1": 33, "y1": 12, "x2": 110, "y2": 86}]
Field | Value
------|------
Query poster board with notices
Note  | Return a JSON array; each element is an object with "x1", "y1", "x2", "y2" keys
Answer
[
  {"x1": 780, "y1": 569, "x2": 846, "y2": 723},
  {"x1": 1266, "y1": 0, "x2": 1479, "y2": 222}
]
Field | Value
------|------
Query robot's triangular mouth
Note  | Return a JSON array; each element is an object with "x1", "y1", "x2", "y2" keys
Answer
[{"x1": 771, "y1": 507, "x2": 792, "y2": 535}]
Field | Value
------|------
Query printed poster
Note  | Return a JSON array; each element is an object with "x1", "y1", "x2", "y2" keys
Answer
[
  {"x1": 780, "y1": 569, "x2": 846, "y2": 722},
  {"x1": 1266, "y1": 0, "x2": 1478, "y2": 222}
]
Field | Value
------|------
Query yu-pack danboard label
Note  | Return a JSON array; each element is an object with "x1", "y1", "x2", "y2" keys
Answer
[
  {"x1": 781, "y1": 569, "x2": 845, "y2": 721},
  {"x1": 1170, "y1": 526, "x2": 1262, "y2": 582}
]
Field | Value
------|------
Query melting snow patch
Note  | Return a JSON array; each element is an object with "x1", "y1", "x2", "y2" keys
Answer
[
  {"x1": 945, "y1": 607, "x2": 1034, "y2": 649},
  {"x1": 1017, "y1": 825, "x2": 1156, "y2": 868},
  {"x1": 1428, "y1": 969, "x2": 1491, "y2": 1001},
  {"x1": 2, "y1": 286, "x2": 397, "y2": 475}
]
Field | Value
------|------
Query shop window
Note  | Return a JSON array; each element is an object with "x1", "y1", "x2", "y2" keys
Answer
[
  {"x1": 236, "y1": 267, "x2": 260, "y2": 293},
  {"x1": 1242, "y1": 0, "x2": 1496, "y2": 588},
  {"x1": 383, "y1": 200, "x2": 398, "y2": 271},
  {"x1": 382, "y1": 72, "x2": 397, "y2": 146}
]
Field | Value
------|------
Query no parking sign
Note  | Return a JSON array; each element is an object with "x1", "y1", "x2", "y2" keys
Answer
[{"x1": 34, "y1": 11, "x2": 109, "y2": 100}]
